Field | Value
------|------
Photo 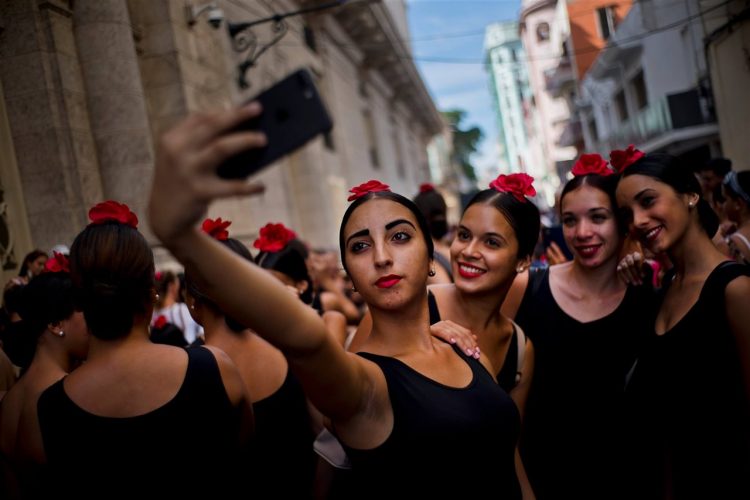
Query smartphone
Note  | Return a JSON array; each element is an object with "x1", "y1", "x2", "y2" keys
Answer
[
  {"x1": 216, "y1": 68, "x2": 334, "y2": 179},
  {"x1": 542, "y1": 225, "x2": 573, "y2": 260}
]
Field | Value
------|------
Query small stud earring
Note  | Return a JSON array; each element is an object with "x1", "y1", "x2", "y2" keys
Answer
[
  {"x1": 57, "y1": 330, "x2": 65, "y2": 337},
  {"x1": 688, "y1": 201, "x2": 695, "y2": 207},
  {"x1": 351, "y1": 286, "x2": 357, "y2": 293},
  {"x1": 428, "y1": 268, "x2": 436, "y2": 277}
]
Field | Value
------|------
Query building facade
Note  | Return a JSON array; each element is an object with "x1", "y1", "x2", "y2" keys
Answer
[
  {"x1": 519, "y1": 0, "x2": 578, "y2": 206},
  {"x1": 485, "y1": 21, "x2": 532, "y2": 176},
  {"x1": 0, "y1": 0, "x2": 444, "y2": 281},
  {"x1": 578, "y1": 0, "x2": 720, "y2": 167},
  {"x1": 702, "y1": 0, "x2": 750, "y2": 169}
]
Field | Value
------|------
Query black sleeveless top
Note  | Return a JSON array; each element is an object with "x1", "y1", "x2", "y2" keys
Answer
[
  {"x1": 37, "y1": 346, "x2": 243, "y2": 498},
  {"x1": 623, "y1": 261, "x2": 750, "y2": 499},
  {"x1": 341, "y1": 344, "x2": 521, "y2": 499},
  {"x1": 251, "y1": 368, "x2": 316, "y2": 499},
  {"x1": 427, "y1": 290, "x2": 522, "y2": 392},
  {"x1": 515, "y1": 267, "x2": 654, "y2": 499}
]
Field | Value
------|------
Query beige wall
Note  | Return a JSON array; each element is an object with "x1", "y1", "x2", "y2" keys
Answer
[
  {"x1": 0, "y1": 0, "x2": 443, "y2": 273},
  {"x1": 705, "y1": 7, "x2": 750, "y2": 170}
]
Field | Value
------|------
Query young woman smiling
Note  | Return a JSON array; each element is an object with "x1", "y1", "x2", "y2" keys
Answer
[
  {"x1": 616, "y1": 153, "x2": 750, "y2": 499},
  {"x1": 148, "y1": 104, "x2": 524, "y2": 499},
  {"x1": 503, "y1": 151, "x2": 655, "y2": 499}
]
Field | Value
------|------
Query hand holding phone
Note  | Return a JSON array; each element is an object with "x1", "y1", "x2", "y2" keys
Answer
[
  {"x1": 542, "y1": 225, "x2": 573, "y2": 261},
  {"x1": 216, "y1": 68, "x2": 334, "y2": 179}
]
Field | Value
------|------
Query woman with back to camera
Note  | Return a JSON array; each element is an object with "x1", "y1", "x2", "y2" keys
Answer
[
  {"x1": 0, "y1": 253, "x2": 88, "y2": 498},
  {"x1": 35, "y1": 201, "x2": 252, "y2": 499},
  {"x1": 149, "y1": 103, "x2": 523, "y2": 499},
  {"x1": 616, "y1": 153, "x2": 750, "y2": 498},
  {"x1": 184, "y1": 217, "x2": 322, "y2": 499},
  {"x1": 502, "y1": 150, "x2": 655, "y2": 499}
]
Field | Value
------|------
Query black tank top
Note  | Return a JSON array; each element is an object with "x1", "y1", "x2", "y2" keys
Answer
[
  {"x1": 342, "y1": 344, "x2": 521, "y2": 499},
  {"x1": 251, "y1": 368, "x2": 316, "y2": 499},
  {"x1": 427, "y1": 290, "x2": 521, "y2": 392},
  {"x1": 515, "y1": 267, "x2": 654, "y2": 499},
  {"x1": 37, "y1": 346, "x2": 243, "y2": 498},
  {"x1": 624, "y1": 261, "x2": 750, "y2": 499}
]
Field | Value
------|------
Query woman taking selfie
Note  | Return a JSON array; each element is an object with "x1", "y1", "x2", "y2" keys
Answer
[{"x1": 149, "y1": 104, "x2": 523, "y2": 498}]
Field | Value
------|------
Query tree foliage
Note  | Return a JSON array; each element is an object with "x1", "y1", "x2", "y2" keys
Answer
[{"x1": 442, "y1": 109, "x2": 483, "y2": 182}]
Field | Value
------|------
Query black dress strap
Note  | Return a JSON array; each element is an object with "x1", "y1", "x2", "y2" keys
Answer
[{"x1": 427, "y1": 291, "x2": 441, "y2": 325}]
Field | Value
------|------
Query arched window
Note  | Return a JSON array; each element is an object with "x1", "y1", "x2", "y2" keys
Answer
[{"x1": 536, "y1": 22, "x2": 550, "y2": 42}]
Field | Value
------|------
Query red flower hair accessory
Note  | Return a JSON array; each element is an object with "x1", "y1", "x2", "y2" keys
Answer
[
  {"x1": 153, "y1": 315, "x2": 168, "y2": 330},
  {"x1": 155, "y1": 271, "x2": 163, "y2": 281},
  {"x1": 43, "y1": 252, "x2": 69, "y2": 274},
  {"x1": 571, "y1": 153, "x2": 614, "y2": 177},
  {"x1": 419, "y1": 183, "x2": 435, "y2": 193},
  {"x1": 489, "y1": 173, "x2": 536, "y2": 202},
  {"x1": 253, "y1": 223, "x2": 297, "y2": 253},
  {"x1": 609, "y1": 145, "x2": 645, "y2": 173},
  {"x1": 88, "y1": 200, "x2": 138, "y2": 228},
  {"x1": 347, "y1": 180, "x2": 391, "y2": 201},
  {"x1": 201, "y1": 217, "x2": 232, "y2": 241}
]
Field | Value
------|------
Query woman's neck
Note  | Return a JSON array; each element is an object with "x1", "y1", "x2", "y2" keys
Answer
[
  {"x1": 86, "y1": 322, "x2": 151, "y2": 358},
  {"x1": 202, "y1": 314, "x2": 251, "y2": 350},
  {"x1": 453, "y1": 283, "x2": 509, "y2": 331},
  {"x1": 567, "y1": 256, "x2": 624, "y2": 295},
  {"x1": 668, "y1": 223, "x2": 726, "y2": 278},
  {"x1": 367, "y1": 292, "x2": 433, "y2": 354},
  {"x1": 31, "y1": 337, "x2": 74, "y2": 375}
]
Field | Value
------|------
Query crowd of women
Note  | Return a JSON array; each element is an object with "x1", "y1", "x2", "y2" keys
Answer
[{"x1": 0, "y1": 101, "x2": 748, "y2": 499}]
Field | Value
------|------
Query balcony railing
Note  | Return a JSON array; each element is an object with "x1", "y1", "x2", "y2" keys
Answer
[
  {"x1": 544, "y1": 59, "x2": 574, "y2": 98},
  {"x1": 605, "y1": 89, "x2": 714, "y2": 149}
]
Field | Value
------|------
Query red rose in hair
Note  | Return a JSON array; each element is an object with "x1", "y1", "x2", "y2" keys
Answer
[
  {"x1": 88, "y1": 200, "x2": 138, "y2": 228},
  {"x1": 571, "y1": 153, "x2": 613, "y2": 177},
  {"x1": 201, "y1": 217, "x2": 232, "y2": 241},
  {"x1": 347, "y1": 180, "x2": 391, "y2": 201},
  {"x1": 153, "y1": 315, "x2": 168, "y2": 330},
  {"x1": 419, "y1": 183, "x2": 435, "y2": 193},
  {"x1": 609, "y1": 145, "x2": 645, "y2": 173},
  {"x1": 43, "y1": 252, "x2": 69, "y2": 274},
  {"x1": 253, "y1": 223, "x2": 297, "y2": 253},
  {"x1": 489, "y1": 173, "x2": 536, "y2": 202}
]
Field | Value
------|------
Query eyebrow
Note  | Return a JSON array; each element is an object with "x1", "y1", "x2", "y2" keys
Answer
[
  {"x1": 345, "y1": 229, "x2": 369, "y2": 247},
  {"x1": 458, "y1": 225, "x2": 507, "y2": 242},
  {"x1": 345, "y1": 219, "x2": 417, "y2": 247},
  {"x1": 385, "y1": 219, "x2": 416, "y2": 231},
  {"x1": 634, "y1": 189, "x2": 656, "y2": 201}
]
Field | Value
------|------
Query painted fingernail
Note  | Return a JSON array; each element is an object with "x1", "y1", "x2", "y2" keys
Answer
[
  {"x1": 466, "y1": 349, "x2": 473, "y2": 355},
  {"x1": 244, "y1": 101, "x2": 261, "y2": 112}
]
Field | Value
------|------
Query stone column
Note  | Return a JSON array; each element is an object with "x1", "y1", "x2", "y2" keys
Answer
[
  {"x1": 73, "y1": 0, "x2": 154, "y2": 233},
  {"x1": 0, "y1": 0, "x2": 105, "y2": 253}
]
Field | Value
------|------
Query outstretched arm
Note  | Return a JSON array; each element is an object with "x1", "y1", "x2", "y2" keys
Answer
[{"x1": 148, "y1": 105, "x2": 379, "y2": 424}]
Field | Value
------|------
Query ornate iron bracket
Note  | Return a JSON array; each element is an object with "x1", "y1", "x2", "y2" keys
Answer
[{"x1": 227, "y1": 0, "x2": 348, "y2": 89}]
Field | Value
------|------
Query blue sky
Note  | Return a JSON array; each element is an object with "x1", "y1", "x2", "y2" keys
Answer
[{"x1": 405, "y1": 0, "x2": 522, "y2": 179}]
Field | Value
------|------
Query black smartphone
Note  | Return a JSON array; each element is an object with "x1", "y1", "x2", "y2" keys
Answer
[
  {"x1": 542, "y1": 225, "x2": 573, "y2": 260},
  {"x1": 216, "y1": 68, "x2": 334, "y2": 179}
]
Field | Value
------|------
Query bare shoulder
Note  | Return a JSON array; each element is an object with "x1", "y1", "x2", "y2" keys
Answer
[
  {"x1": 726, "y1": 274, "x2": 750, "y2": 304},
  {"x1": 201, "y1": 345, "x2": 247, "y2": 405}
]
